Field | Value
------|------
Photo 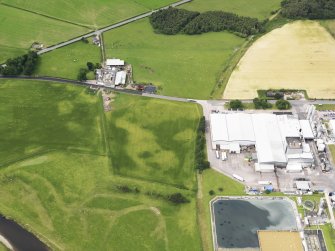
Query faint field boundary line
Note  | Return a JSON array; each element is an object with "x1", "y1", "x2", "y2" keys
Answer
[{"x1": 1, "y1": 2, "x2": 93, "y2": 29}]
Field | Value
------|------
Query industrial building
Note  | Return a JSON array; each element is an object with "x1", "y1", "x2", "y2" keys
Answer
[{"x1": 210, "y1": 113, "x2": 315, "y2": 172}]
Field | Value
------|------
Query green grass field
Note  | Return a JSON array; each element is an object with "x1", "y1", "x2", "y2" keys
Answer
[
  {"x1": 104, "y1": 18, "x2": 245, "y2": 99},
  {"x1": 36, "y1": 38, "x2": 101, "y2": 79},
  {"x1": 0, "y1": 79, "x2": 202, "y2": 250},
  {"x1": 183, "y1": 0, "x2": 282, "y2": 19},
  {"x1": 2, "y1": 0, "x2": 176, "y2": 28},
  {"x1": 321, "y1": 224, "x2": 335, "y2": 251},
  {"x1": 0, "y1": 79, "x2": 104, "y2": 166},
  {"x1": 106, "y1": 93, "x2": 201, "y2": 190},
  {"x1": 316, "y1": 104, "x2": 335, "y2": 111},
  {"x1": 0, "y1": 5, "x2": 89, "y2": 63}
]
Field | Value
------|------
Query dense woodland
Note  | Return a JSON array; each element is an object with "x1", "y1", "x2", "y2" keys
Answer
[
  {"x1": 183, "y1": 11, "x2": 264, "y2": 36},
  {"x1": 150, "y1": 7, "x2": 264, "y2": 37},
  {"x1": 150, "y1": 8, "x2": 199, "y2": 35},
  {"x1": 0, "y1": 52, "x2": 38, "y2": 76},
  {"x1": 281, "y1": 0, "x2": 335, "y2": 19}
]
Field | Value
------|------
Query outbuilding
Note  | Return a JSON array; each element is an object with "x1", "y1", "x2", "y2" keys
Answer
[
  {"x1": 295, "y1": 181, "x2": 310, "y2": 191},
  {"x1": 106, "y1": 59, "x2": 125, "y2": 67}
]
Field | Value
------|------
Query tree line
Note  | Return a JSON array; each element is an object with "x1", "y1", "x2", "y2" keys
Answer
[
  {"x1": 281, "y1": 0, "x2": 335, "y2": 19},
  {"x1": 0, "y1": 52, "x2": 38, "y2": 76},
  {"x1": 150, "y1": 7, "x2": 264, "y2": 37}
]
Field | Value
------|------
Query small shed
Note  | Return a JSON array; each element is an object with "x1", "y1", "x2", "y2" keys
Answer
[
  {"x1": 255, "y1": 163, "x2": 275, "y2": 172},
  {"x1": 296, "y1": 181, "x2": 310, "y2": 191},
  {"x1": 286, "y1": 163, "x2": 302, "y2": 173}
]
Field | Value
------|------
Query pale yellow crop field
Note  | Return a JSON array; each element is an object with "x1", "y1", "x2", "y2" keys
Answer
[{"x1": 223, "y1": 21, "x2": 335, "y2": 99}]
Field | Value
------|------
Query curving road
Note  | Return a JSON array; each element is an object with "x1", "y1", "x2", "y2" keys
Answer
[{"x1": 37, "y1": 0, "x2": 192, "y2": 55}]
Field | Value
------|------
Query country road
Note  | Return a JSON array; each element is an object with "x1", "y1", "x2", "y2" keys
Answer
[{"x1": 37, "y1": 0, "x2": 192, "y2": 55}]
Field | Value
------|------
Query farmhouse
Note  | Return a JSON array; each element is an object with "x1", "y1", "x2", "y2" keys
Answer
[{"x1": 210, "y1": 113, "x2": 314, "y2": 172}]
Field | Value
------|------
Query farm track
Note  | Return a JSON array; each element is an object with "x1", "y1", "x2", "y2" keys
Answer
[{"x1": 35, "y1": 0, "x2": 192, "y2": 55}]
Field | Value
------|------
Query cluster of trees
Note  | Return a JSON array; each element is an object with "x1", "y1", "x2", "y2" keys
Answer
[
  {"x1": 78, "y1": 61, "x2": 101, "y2": 81},
  {"x1": 229, "y1": 98, "x2": 291, "y2": 110},
  {"x1": 183, "y1": 11, "x2": 264, "y2": 36},
  {"x1": 150, "y1": 7, "x2": 264, "y2": 37},
  {"x1": 253, "y1": 98, "x2": 272, "y2": 109},
  {"x1": 275, "y1": 99, "x2": 291, "y2": 110},
  {"x1": 281, "y1": 0, "x2": 335, "y2": 19},
  {"x1": 0, "y1": 52, "x2": 38, "y2": 76},
  {"x1": 150, "y1": 8, "x2": 199, "y2": 35},
  {"x1": 195, "y1": 116, "x2": 210, "y2": 172},
  {"x1": 229, "y1": 99, "x2": 243, "y2": 110},
  {"x1": 114, "y1": 184, "x2": 189, "y2": 205}
]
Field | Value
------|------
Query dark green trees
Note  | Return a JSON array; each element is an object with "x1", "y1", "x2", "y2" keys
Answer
[{"x1": 0, "y1": 52, "x2": 38, "y2": 76}]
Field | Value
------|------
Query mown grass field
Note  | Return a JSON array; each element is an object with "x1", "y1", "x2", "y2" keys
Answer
[
  {"x1": 0, "y1": 5, "x2": 89, "y2": 63},
  {"x1": 183, "y1": 0, "x2": 281, "y2": 19},
  {"x1": 106, "y1": 93, "x2": 201, "y2": 190},
  {"x1": 0, "y1": 80, "x2": 104, "y2": 166},
  {"x1": 224, "y1": 21, "x2": 335, "y2": 99},
  {"x1": 104, "y1": 18, "x2": 245, "y2": 99},
  {"x1": 321, "y1": 224, "x2": 335, "y2": 251},
  {"x1": 316, "y1": 104, "x2": 335, "y2": 111},
  {"x1": 36, "y1": 38, "x2": 101, "y2": 79},
  {"x1": 2, "y1": 0, "x2": 176, "y2": 28},
  {"x1": 0, "y1": 79, "x2": 202, "y2": 250}
]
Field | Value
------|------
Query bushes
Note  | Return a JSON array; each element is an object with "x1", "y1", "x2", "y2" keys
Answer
[
  {"x1": 281, "y1": 0, "x2": 335, "y2": 19},
  {"x1": 149, "y1": 7, "x2": 264, "y2": 37},
  {"x1": 195, "y1": 116, "x2": 210, "y2": 172},
  {"x1": 0, "y1": 52, "x2": 38, "y2": 76},
  {"x1": 150, "y1": 7, "x2": 199, "y2": 35},
  {"x1": 77, "y1": 68, "x2": 88, "y2": 81},
  {"x1": 275, "y1": 99, "x2": 291, "y2": 110},
  {"x1": 229, "y1": 99, "x2": 243, "y2": 110},
  {"x1": 253, "y1": 98, "x2": 272, "y2": 109},
  {"x1": 168, "y1": 193, "x2": 189, "y2": 204}
]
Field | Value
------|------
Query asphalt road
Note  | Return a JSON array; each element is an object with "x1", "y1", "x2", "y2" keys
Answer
[{"x1": 37, "y1": 0, "x2": 192, "y2": 55}]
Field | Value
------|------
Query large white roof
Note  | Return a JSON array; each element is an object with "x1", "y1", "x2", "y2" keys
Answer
[
  {"x1": 252, "y1": 114, "x2": 287, "y2": 164},
  {"x1": 299, "y1": 120, "x2": 314, "y2": 139},
  {"x1": 225, "y1": 113, "x2": 255, "y2": 142},
  {"x1": 210, "y1": 113, "x2": 314, "y2": 165},
  {"x1": 210, "y1": 113, "x2": 255, "y2": 143},
  {"x1": 210, "y1": 113, "x2": 228, "y2": 142}
]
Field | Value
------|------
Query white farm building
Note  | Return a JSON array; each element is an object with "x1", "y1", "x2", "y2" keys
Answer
[
  {"x1": 106, "y1": 59, "x2": 125, "y2": 67},
  {"x1": 210, "y1": 113, "x2": 314, "y2": 172},
  {"x1": 115, "y1": 71, "x2": 127, "y2": 85}
]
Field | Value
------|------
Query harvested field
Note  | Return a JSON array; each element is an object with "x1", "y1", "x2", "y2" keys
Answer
[{"x1": 224, "y1": 21, "x2": 335, "y2": 99}]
